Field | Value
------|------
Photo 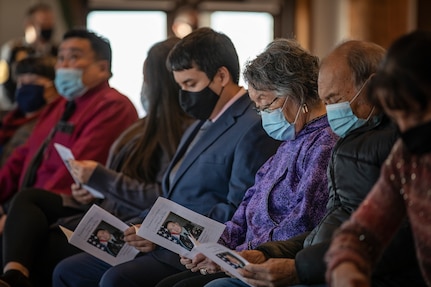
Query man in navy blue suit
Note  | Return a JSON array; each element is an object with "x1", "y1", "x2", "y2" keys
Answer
[{"x1": 53, "y1": 27, "x2": 280, "y2": 287}]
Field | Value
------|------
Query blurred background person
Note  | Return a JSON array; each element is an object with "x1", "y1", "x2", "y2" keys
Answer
[
  {"x1": 0, "y1": 56, "x2": 59, "y2": 167},
  {"x1": 0, "y1": 3, "x2": 58, "y2": 119},
  {"x1": 171, "y1": 5, "x2": 199, "y2": 39}
]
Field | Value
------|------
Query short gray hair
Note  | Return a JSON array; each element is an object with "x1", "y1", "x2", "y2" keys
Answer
[{"x1": 243, "y1": 38, "x2": 320, "y2": 106}]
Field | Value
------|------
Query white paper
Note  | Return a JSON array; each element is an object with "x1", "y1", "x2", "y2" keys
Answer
[
  {"x1": 60, "y1": 204, "x2": 139, "y2": 266},
  {"x1": 137, "y1": 197, "x2": 226, "y2": 259},
  {"x1": 195, "y1": 242, "x2": 252, "y2": 286},
  {"x1": 54, "y1": 143, "x2": 105, "y2": 199}
]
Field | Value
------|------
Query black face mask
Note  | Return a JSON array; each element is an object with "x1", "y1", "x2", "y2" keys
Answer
[
  {"x1": 15, "y1": 84, "x2": 46, "y2": 113},
  {"x1": 40, "y1": 28, "x2": 53, "y2": 41},
  {"x1": 399, "y1": 120, "x2": 431, "y2": 155},
  {"x1": 179, "y1": 84, "x2": 221, "y2": 120}
]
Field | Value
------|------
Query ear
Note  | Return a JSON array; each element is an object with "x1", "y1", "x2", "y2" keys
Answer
[
  {"x1": 97, "y1": 60, "x2": 110, "y2": 74},
  {"x1": 216, "y1": 66, "x2": 231, "y2": 87}
]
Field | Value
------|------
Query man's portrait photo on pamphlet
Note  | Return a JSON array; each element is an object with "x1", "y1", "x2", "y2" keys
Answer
[
  {"x1": 157, "y1": 212, "x2": 204, "y2": 251},
  {"x1": 87, "y1": 221, "x2": 125, "y2": 257},
  {"x1": 217, "y1": 251, "x2": 246, "y2": 269}
]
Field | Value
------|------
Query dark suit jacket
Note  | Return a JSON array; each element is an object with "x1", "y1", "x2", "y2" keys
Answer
[{"x1": 154, "y1": 92, "x2": 280, "y2": 268}]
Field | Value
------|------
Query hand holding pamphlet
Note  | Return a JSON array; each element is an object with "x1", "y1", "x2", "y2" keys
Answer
[
  {"x1": 60, "y1": 204, "x2": 139, "y2": 266},
  {"x1": 194, "y1": 242, "x2": 252, "y2": 286},
  {"x1": 61, "y1": 197, "x2": 227, "y2": 267},
  {"x1": 54, "y1": 143, "x2": 105, "y2": 199},
  {"x1": 137, "y1": 197, "x2": 226, "y2": 259}
]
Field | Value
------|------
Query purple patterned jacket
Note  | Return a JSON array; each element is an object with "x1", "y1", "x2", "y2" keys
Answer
[{"x1": 219, "y1": 115, "x2": 338, "y2": 251}]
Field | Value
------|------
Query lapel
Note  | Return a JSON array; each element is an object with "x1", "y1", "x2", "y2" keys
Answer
[{"x1": 167, "y1": 93, "x2": 251, "y2": 195}]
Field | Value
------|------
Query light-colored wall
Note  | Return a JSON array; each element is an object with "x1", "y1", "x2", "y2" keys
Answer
[{"x1": 311, "y1": 0, "x2": 349, "y2": 59}]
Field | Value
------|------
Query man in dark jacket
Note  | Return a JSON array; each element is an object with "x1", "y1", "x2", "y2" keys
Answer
[{"x1": 204, "y1": 40, "x2": 426, "y2": 287}]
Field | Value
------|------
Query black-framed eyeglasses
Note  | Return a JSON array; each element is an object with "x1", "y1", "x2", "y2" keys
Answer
[{"x1": 253, "y1": 97, "x2": 279, "y2": 115}]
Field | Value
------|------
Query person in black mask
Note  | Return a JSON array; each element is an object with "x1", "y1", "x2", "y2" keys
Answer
[
  {"x1": 325, "y1": 30, "x2": 431, "y2": 287},
  {"x1": 0, "y1": 55, "x2": 59, "y2": 167},
  {"x1": 0, "y1": 3, "x2": 58, "y2": 119},
  {"x1": 52, "y1": 27, "x2": 280, "y2": 287}
]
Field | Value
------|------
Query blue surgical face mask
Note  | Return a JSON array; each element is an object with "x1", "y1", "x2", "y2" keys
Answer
[
  {"x1": 15, "y1": 84, "x2": 46, "y2": 113},
  {"x1": 54, "y1": 68, "x2": 88, "y2": 100},
  {"x1": 261, "y1": 97, "x2": 301, "y2": 141},
  {"x1": 326, "y1": 79, "x2": 374, "y2": 138}
]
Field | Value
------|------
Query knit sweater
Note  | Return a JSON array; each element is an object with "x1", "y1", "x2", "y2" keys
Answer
[{"x1": 326, "y1": 139, "x2": 431, "y2": 286}]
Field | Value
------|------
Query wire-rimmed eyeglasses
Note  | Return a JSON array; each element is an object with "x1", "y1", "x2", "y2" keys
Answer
[{"x1": 253, "y1": 97, "x2": 279, "y2": 115}]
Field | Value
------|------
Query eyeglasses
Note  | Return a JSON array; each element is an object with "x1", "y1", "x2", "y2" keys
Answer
[{"x1": 253, "y1": 97, "x2": 279, "y2": 115}]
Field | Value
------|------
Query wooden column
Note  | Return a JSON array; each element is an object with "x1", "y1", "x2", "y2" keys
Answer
[{"x1": 349, "y1": 0, "x2": 411, "y2": 48}]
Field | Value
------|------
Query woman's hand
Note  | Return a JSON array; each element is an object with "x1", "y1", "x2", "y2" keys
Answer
[
  {"x1": 123, "y1": 224, "x2": 156, "y2": 253},
  {"x1": 69, "y1": 159, "x2": 98, "y2": 184},
  {"x1": 180, "y1": 253, "x2": 221, "y2": 274},
  {"x1": 71, "y1": 183, "x2": 96, "y2": 205}
]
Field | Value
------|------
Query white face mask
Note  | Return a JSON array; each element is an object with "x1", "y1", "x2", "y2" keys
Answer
[{"x1": 261, "y1": 97, "x2": 301, "y2": 141}]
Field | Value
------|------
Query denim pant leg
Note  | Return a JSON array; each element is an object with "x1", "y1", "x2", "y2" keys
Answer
[
  {"x1": 52, "y1": 252, "x2": 111, "y2": 287},
  {"x1": 204, "y1": 278, "x2": 328, "y2": 287},
  {"x1": 99, "y1": 252, "x2": 183, "y2": 287},
  {"x1": 204, "y1": 278, "x2": 249, "y2": 287}
]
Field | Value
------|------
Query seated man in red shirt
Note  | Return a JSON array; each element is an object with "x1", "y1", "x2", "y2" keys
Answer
[{"x1": 0, "y1": 28, "x2": 138, "y2": 218}]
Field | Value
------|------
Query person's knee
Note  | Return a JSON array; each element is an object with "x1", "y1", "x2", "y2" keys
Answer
[
  {"x1": 204, "y1": 278, "x2": 240, "y2": 287},
  {"x1": 52, "y1": 259, "x2": 70, "y2": 287},
  {"x1": 99, "y1": 267, "x2": 124, "y2": 287},
  {"x1": 12, "y1": 188, "x2": 38, "y2": 204},
  {"x1": 9, "y1": 188, "x2": 46, "y2": 208}
]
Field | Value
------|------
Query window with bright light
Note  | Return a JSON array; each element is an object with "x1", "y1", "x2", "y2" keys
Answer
[
  {"x1": 87, "y1": 11, "x2": 167, "y2": 117},
  {"x1": 210, "y1": 11, "x2": 274, "y2": 86},
  {"x1": 87, "y1": 10, "x2": 273, "y2": 117}
]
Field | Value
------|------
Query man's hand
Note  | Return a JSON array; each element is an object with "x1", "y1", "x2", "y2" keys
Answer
[
  {"x1": 331, "y1": 262, "x2": 370, "y2": 287},
  {"x1": 237, "y1": 250, "x2": 267, "y2": 264},
  {"x1": 123, "y1": 224, "x2": 156, "y2": 253},
  {"x1": 238, "y1": 258, "x2": 299, "y2": 287}
]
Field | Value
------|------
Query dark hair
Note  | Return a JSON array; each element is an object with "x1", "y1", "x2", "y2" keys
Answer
[
  {"x1": 95, "y1": 228, "x2": 109, "y2": 235},
  {"x1": 117, "y1": 37, "x2": 192, "y2": 183},
  {"x1": 14, "y1": 56, "x2": 56, "y2": 80},
  {"x1": 166, "y1": 27, "x2": 240, "y2": 84},
  {"x1": 62, "y1": 29, "x2": 112, "y2": 74},
  {"x1": 163, "y1": 220, "x2": 175, "y2": 230},
  {"x1": 26, "y1": 3, "x2": 52, "y2": 17},
  {"x1": 243, "y1": 38, "x2": 320, "y2": 106},
  {"x1": 368, "y1": 30, "x2": 431, "y2": 116}
]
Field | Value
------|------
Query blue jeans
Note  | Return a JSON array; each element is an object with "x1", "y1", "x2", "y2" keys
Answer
[
  {"x1": 204, "y1": 277, "x2": 327, "y2": 287},
  {"x1": 53, "y1": 250, "x2": 184, "y2": 287}
]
